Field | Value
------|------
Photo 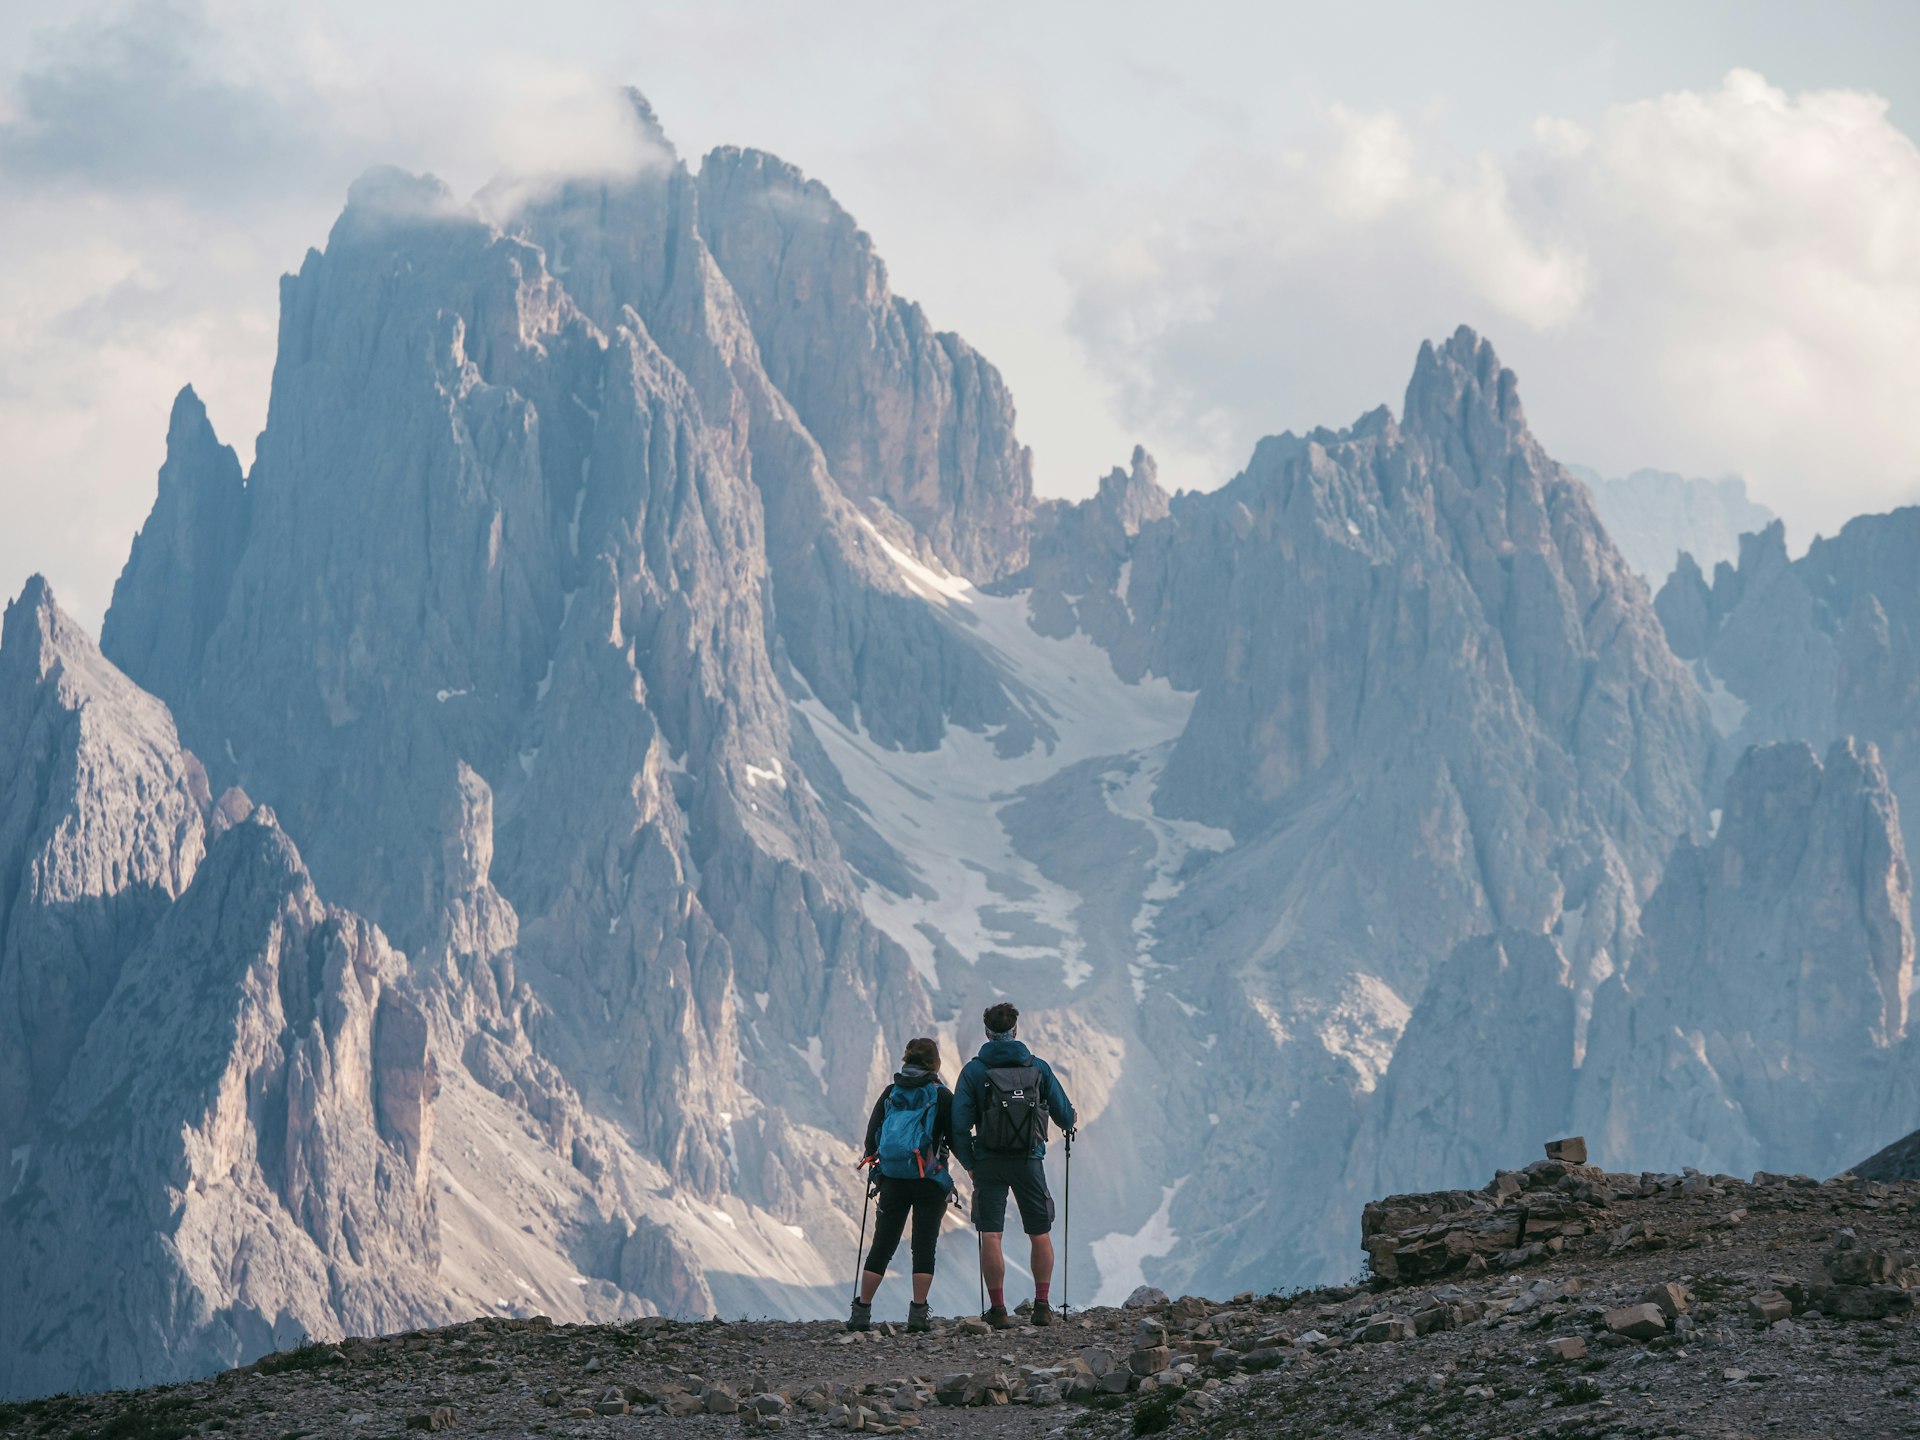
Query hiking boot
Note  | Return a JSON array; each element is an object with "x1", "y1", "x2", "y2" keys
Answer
[
  {"x1": 985, "y1": 1304, "x2": 1016, "y2": 1330},
  {"x1": 847, "y1": 1298, "x2": 872, "y2": 1332},
  {"x1": 907, "y1": 1301, "x2": 931, "y2": 1333},
  {"x1": 1031, "y1": 1298, "x2": 1054, "y2": 1326}
]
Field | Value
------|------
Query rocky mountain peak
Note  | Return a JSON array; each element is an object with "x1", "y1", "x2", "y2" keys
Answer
[
  {"x1": 1095, "y1": 445, "x2": 1170, "y2": 535},
  {"x1": 1653, "y1": 550, "x2": 1713, "y2": 659},
  {"x1": 165, "y1": 383, "x2": 216, "y2": 454},
  {"x1": 1401, "y1": 323, "x2": 1526, "y2": 443},
  {"x1": 695, "y1": 142, "x2": 1033, "y2": 580},
  {"x1": 1737, "y1": 517, "x2": 1792, "y2": 579},
  {"x1": 1, "y1": 573, "x2": 64, "y2": 682},
  {"x1": 101, "y1": 386, "x2": 248, "y2": 687},
  {"x1": 619, "y1": 86, "x2": 677, "y2": 162}
]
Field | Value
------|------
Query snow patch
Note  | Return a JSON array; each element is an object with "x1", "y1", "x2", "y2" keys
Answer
[
  {"x1": 796, "y1": 585, "x2": 1196, "y2": 990},
  {"x1": 857, "y1": 514, "x2": 974, "y2": 605},
  {"x1": 569, "y1": 458, "x2": 589, "y2": 557},
  {"x1": 1556, "y1": 902, "x2": 1586, "y2": 957},
  {"x1": 1090, "y1": 1179, "x2": 1186, "y2": 1308},
  {"x1": 745, "y1": 757, "x2": 786, "y2": 790},
  {"x1": 435, "y1": 687, "x2": 470, "y2": 703},
  {"x1": 1697, "y1": 663, "x2": 1749, "y2": 737},
  {"x1": 794, "y1": 1036, "x2": 827, "y2": 1093}
]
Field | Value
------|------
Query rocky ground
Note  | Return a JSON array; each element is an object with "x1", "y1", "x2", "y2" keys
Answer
[{"x1": 9, "y1": 1146, "x2": 1920, "y2": 1440}]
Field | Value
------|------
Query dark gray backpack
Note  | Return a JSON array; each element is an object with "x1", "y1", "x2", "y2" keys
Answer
[{"x1": 978, "y1": 1064, "x2": 1048, "y2": 1154}]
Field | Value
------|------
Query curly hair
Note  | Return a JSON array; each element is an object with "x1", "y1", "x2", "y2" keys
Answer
[{"x1": 983, "y1": 1002, "x2": 1019, "y2": 1036}]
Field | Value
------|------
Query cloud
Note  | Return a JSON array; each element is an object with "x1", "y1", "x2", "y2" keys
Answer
[
  {"x1": 0, "y1": 0, "x2": 343, "y2": 199},
  {"x1": 0, "y1": 1, "x2": 692, "y2": 630},
  {"x1": 1067, "y1": 70, "x2": 1920, "y2": 543}
]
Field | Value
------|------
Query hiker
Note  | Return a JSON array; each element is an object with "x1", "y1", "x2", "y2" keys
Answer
[
  {"x1": 951, "y1": 1001, "x2": 1076, "y2": 1327},
  {"x1": 850, "y1": 1036, "x2": 955, "y2": 1333}
]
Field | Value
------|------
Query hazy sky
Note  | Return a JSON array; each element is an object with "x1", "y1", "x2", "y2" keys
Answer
[{"x1": 3, "y1": 0, "x2": 1918, "y2": 630}]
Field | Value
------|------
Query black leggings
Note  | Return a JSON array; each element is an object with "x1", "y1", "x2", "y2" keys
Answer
[{"x1": 864, "y1": 1175, "x2": 947, "y2": 1276}]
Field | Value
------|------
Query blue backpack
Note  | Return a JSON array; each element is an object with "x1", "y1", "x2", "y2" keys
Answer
[{"x1": 875, "y1": 1083, "x2": 943, "y2": 1179}]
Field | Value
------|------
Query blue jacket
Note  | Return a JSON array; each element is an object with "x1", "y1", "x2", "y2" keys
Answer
[{"x1": 951, "y1": 1038, "x2": 1075, "y2": 1170}]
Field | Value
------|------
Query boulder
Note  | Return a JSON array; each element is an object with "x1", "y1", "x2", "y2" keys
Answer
[
  {"x1": 1358, "y1": 1315, "x2": 1414, "y2": 1344},
  {"x1": 1642, "y1": 1281, "x2": 1692, "y2": 1317},
  {"x1": 1748, "y1": 1292, "x2": 1792, "y2": 1324},
  {"x1": 1545, "y1": 1137, "x2": 1588, "y2": 1165},
  {"x1": 1604, "y1": 1304, "x2": 1668, "y2": 1340},
  {"x1": 1129, "y1": 1346, "x2": 1173, "y2": 1376}
]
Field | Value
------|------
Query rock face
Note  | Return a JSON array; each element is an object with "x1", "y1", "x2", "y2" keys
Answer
[
  {"x1": 0, "y1": 582, "x2": 444, "y2": 1398},
  {"x1": 1364, "y1": 932, "x2": 1578, "y2": 1196},
  {"x1": 0, "y1": 578, "x2": 209, "y2": 1171},
  {"x1": 1578, "y1": 739, "x2": 1916, "y2": 1178},
  {"x1": 1570, "y1": 466, "x2": 1774, "y2": 585},
  {"x1": 1656, "y1": 510, "x2": 1920, "y2": 932}
]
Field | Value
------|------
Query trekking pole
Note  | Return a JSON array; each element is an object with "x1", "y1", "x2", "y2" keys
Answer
[
  {"x1": 1063, "y1": 1129, "x2": 1074, "y2": 1315},
  {"x1": 852, "y1": 1162, "x2": 874, "y2": 1298}
]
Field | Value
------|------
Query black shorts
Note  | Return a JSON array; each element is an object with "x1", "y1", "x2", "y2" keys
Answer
[{"x1": 969, "y1": 1155, "x2": 1054, "y2": 1235}]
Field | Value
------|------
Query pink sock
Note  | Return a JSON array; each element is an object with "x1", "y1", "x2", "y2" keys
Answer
[
  {"x1": 989, "y1": 1287, "x2": 1005, "y2": 1309},
  {"x1": 1035, "y1": 1282, "x2": 1050, "y2": 1303}
]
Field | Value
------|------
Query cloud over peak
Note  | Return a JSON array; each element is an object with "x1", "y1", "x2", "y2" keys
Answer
[{"x1": 1069, "y1": 69, "x2": 1920, "y2": 541}]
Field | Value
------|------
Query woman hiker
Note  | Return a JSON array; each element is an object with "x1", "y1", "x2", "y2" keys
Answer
[{"x1": 849, "y1": 1036, "x2": 955, "y2": 1332}]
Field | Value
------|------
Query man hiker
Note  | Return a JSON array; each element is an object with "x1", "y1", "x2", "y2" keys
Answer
[
  {"x1": 951, "y1": 1001, "x2": 1076, "y2": 1327},
  {"x1": 850, "y1": 1036, "x2": 955, "y2": 1333}
]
